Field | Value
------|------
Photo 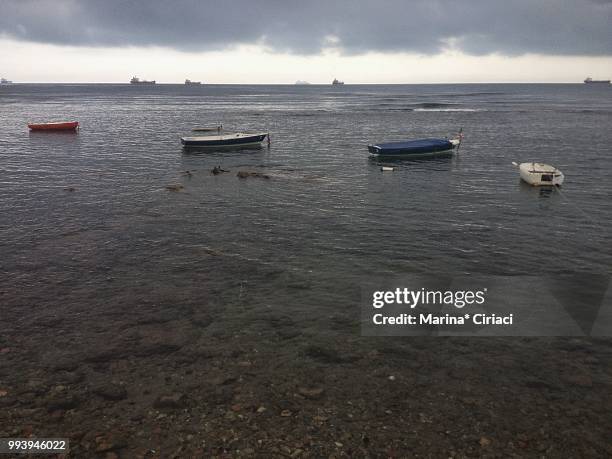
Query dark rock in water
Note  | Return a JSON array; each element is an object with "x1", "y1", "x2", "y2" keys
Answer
[
  {"x1": 94, "y1": 433, "x2": 127, "y2": 452},
  {"x1": 92, "y1": 383, "x2": 127, "y2": 401},
  {"x1": 46, "y1": 395, "x2": 79, "y2": 411},
  {"x1": 153, "y1": 393, "x2": 187, "y2": 409},
  {"x1": 297, "y1": 387, "x2": 325, "y2": 400},
  {"x1": 135, "y1": 327, "x2": 191, "y2": 356},
  {"x1": 208, "y1": 387, "x2": 234, "y2": 405},
  {"x1": 24, "y1": 379, "x2": 49, "y2": 395},
  {"x1": 237, "y1": 171, "x2": 270, "y2": 179},
  {"x1": 135, "y1": 341, "x2": 182, "y2": 356},
  {"x1": 51, "y1": 357, "x2": 79, "y2": 371},
  {"x1": 190, "y1": 312, "x2": 214, "y2": 328},
  {"x1": 211, "y1": 375, "x2": 237, "y2": 386},
  {"x1": 212, "y1": 166, "x2": 229, "y2": 175},
  {"x1": 84, "y1": 347, "x2": 127, "y2": 363},
  {"x1": 57, "y1": 371, "x2": 85, "y2": 384},
  {"x1": 0, "y1": 394, "x2": 17, "y2": 408},
  {"x1": 302, "y1": 344, "x2": 358, "y2": 363},
  {"x1": 276, "y1": 328, "x2": 301, "y2": 340}
]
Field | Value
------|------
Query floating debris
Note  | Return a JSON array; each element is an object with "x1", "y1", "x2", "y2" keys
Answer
[{"x1": 165, "y1": 184, "x2": 184, "y2": 192}]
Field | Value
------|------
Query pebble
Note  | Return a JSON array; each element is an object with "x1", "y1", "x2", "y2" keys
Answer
[
  {"x1": 95, "y1": 434, "x2": 127, "y2": 452},
  {"x1": 153, "y1": 393, "x2": 186, "y2": 409},
  {"x1": 298, "y1": 387, "x2": 325, "y2": 400}
]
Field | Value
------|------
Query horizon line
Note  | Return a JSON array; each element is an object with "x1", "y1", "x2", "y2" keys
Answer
[{"x1": 0, "y1": 81, "x2": 602, "y2": 85}]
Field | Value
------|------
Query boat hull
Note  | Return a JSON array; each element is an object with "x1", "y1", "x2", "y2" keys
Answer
[
  {"x1": 519, "y1": 162, "x2": 564, "y2": 186},
  {"x1": 368, "y1": 138, "x2": 455, "y2": 156},
  {"x1": 28, "y1": 121, "x2": 79, "y2": 131},
  {"x1": 181, "y1": 133, "x2": 268, "y2": 148}
]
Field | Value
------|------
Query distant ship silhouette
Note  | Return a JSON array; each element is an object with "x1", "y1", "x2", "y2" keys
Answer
[
  {"x1": 130, "y1": 76, "x2": 156, "y2": 85},
  {"x1": 584, "y1": 77, "x2": 610, "y2": 84}
]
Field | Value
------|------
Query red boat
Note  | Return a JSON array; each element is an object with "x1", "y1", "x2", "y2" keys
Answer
[{"x1": 28, "y1": 121, "x2": 79, "y2": 131}]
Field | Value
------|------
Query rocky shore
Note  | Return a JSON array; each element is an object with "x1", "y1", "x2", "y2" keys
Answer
[{"x1": 1, "y1": 290, "x2": 611, "y2": 458}]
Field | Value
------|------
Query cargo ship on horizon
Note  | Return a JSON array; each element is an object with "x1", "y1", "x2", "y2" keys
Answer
[
  {"x1": 584, "y1": 77, "x2": 610, "y2": 84},
  {"x1": 130, "y1": 76, "x2": 156, "y2": 85}
]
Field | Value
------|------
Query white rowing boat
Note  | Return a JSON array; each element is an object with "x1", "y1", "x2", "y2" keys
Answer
[{"x1": 515, "y1": 162, "x2": 564, "y2": 186}]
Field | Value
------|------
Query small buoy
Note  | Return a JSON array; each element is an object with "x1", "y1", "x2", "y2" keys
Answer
[{"x1": 381, "y1": 166, "x2": 394, "y2": 172}]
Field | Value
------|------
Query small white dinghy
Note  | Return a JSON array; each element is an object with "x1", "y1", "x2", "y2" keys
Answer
[{"x1": 515, "y1": 162, "x2": 564, "y2": 186}]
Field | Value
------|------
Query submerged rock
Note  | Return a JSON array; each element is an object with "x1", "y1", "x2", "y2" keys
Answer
[
  {"x1": 46, "y1": 394, "x2": 79, "y2": 411},
  {"x1": 94, "y1": 434, "x2": 127, "y2": 453},
  {"x1": 92, "y1": 383, "x2": 127, "y2": 401},
  {"x1": 212, "y1": 166, "x2": 229, "y2": 175},
  {"x1": 297, "y1": 387, "x2": 325, "y2": 400},
  {"x1": 153, "y1": 393, "x2": 187, "y2": 409},
  {"x1": 237, "y1": 171, "x2": 270, "y2": 179}
]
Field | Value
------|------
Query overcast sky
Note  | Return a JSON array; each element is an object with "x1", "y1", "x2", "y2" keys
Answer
[{"x1": 1, "y1": 0, "x2": 611, "y2": 83}]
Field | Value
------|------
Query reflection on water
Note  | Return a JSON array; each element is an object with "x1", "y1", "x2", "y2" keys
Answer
[
  {"x1": 518, "y1": 179, "x2": 560, "y2": 198},
  {"x1": 28, "y1": 130, "x2": 80, "y2": 136},
  {"x1": 368, "y1": 152, "x2": 455, "y2": 165},
  {"x1": 181, "y1": 143, "x2": 266, "y2": 154}
]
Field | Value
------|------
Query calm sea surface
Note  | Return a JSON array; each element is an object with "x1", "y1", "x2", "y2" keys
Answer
[{"x1": 1, "y1": 84, "x2": 611, "y2": 329}]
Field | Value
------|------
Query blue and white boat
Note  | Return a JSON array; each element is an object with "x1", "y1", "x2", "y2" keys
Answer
[
  {"x1": 368, "y1": 132, "x2": 463, "y2": 156},
  {"x1": 181, "y1": 132, "x2": 269, "y2": 148}
]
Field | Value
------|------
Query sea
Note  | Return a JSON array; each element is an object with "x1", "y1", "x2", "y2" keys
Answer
[
  {"x1": 1, "y1": 83, "x2": 611, "y2": 331},
  {"x1": 2, "y1": 83, "x2": 612, "y2": 456}
]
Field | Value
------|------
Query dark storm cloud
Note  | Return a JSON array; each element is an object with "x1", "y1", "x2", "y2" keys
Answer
[{"x1": 1, "y1": 0, "x2": 611, "y2": 56}]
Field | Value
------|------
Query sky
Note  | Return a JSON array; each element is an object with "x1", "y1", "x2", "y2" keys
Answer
[{"x1": 0, "y1": 0, "x2": 611, "y2": 83}]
